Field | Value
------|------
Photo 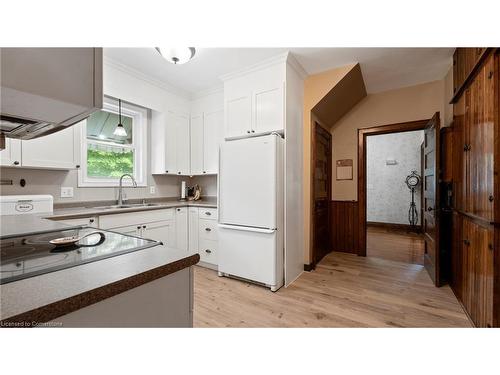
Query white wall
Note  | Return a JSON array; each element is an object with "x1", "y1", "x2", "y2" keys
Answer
[{"x1": 366, "y1": 130, "x2": 424, "y2": 225}]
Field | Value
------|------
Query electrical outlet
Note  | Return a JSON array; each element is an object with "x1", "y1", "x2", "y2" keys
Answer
[
  {"x1": 150, "y1": 186, "x2": 156, "y2": 194},
  {"x1": 60, "y1": 187, "x2": 74, "y2": 198}
]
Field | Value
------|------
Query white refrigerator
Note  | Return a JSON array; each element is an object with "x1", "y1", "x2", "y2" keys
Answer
[{"x1": 218, "y1": 134, "x2": 284, "y2": 291}]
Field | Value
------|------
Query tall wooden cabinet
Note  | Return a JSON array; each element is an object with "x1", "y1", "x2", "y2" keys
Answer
[{"x1": 450, "y1": 48, "x2": 498, "y2": 327}]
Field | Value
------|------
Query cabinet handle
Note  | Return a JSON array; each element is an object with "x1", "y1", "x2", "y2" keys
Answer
[
  {"x1": 177, "y1": 208, "x2": 181, "y2": 211},
  {"x1": 205, "y1": 228, "x2": 211, "y2": 232},
  {"x1": 13, "y1": 161, "x2": 20, "y2": 165},
  {"x1": 489, "y1": 195, "x2": 494, "y2": 202},
  {"x1": 137, "y1": 226, "x2": 141, "y2": 230},
  {"x1": 89, "y1": 219, "x2": 94, "y2": 223},
  {"x1": 143, "y1": 225, "x2": 146, "y2": 229},
  {"x1": 205, "y1": 212, "x2": 211, "y2": 216},
  {"x1": 205, "y1": 249, "x2": 212, "y2": 254}
]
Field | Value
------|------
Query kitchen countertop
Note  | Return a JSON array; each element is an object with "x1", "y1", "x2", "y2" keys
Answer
[
  {"x1": 0, "y1": 242, "x2": 199, "y2": 325},
  {"x1": 47, "y1": 197, "x2": 218, "y2": 221}
]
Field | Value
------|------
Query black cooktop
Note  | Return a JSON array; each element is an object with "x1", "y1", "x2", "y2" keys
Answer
[{"x1": 0, "y1": 227, "x2": 160, "y2": 284}]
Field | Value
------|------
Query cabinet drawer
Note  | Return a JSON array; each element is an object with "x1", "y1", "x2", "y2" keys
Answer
[
  {"x1": 99, "y1": 208, "x2": 174, "y2": 229},
  {"x1": 56, "y1": 216, "x2": 99, "y2": 228},
  {"x1": 199, "y1": 238, "x2": 217, "y2": 265},
  {"x1": 198, "y1": 207, "x2": 217, "y2": 220},
  {"x1": 199, "y1": 219, "x2": 218, "y2": 241}
]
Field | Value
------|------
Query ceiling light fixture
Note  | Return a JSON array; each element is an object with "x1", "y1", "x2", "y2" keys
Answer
[
  {"x1": 156, "y1": 47, "x2": 196, "y2": 65},
  {"x1": 113, "y1": 99, "x2": 127, "y2": 137}
]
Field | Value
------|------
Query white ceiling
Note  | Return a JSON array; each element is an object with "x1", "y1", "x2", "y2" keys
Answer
[{"x1": 104, "y1": 48, "x2": 454, "y2": 96}]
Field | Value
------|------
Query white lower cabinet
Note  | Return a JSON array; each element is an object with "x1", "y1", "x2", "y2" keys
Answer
[
  {"x1": 56, "y1": 216, "x2": 99, "y2": 228},
  {"x1": 175, "y1": 207, "x2": 188, "y2": 251},
  {"x1": 188, "y1": 207, "x2": 199, "y2": 254},
  {"x1": 142, "y1": 220, "x2": 176, "y2": 248}
]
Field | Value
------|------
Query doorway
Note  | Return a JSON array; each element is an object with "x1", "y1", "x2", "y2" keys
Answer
[
  {"x1": 311, "y1": 121, "x2": 332, "y2": 266},
  {"x1": 358, "y1": 115, "x2": 442, "y2": 284}
]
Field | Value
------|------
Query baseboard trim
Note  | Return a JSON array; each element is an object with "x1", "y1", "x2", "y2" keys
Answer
[{"x1": 367, "y1": 221, "x2": 422, "y2": 233}]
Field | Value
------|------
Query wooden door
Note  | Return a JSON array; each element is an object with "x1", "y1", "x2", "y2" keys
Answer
[
  {"x1": 312, "y1": 122, "x2": 332, "y2": 265},
  {"x1": 423, "y1": 113, "x2": 441, "y2": 286}
]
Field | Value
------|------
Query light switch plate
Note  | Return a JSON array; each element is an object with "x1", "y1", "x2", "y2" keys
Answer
[
  {"x1": 61, "y1": 187, "x2": 74, "y2": 198},
  {"x1": 150, "y1": 186, "x2": 156, "y2": 194}
]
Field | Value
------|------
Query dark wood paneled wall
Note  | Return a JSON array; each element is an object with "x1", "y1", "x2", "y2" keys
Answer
[
  {"x1": 330, "y1": 200, "x2": 359, "y2": 254},
  {"x1": 450, "y1": 48, "x2": 498, "y2": 328}
]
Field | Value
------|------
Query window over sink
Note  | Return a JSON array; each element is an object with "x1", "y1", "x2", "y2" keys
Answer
[{"x1": 78, "y1": 98, "x2": 148, "y2": 187}]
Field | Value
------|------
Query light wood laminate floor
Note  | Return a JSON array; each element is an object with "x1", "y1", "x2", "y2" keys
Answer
[
  {"x1": 194, "y1": 252, "x2": 470, "y2": 327},
  {"x1": 367, "y1": 225, "x2": 425, "y2": 265}
]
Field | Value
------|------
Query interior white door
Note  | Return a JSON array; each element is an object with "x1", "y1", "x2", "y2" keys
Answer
[
  {"x1": 219, "y1": 135, "x2": 277, "y2": 228},
  {"x1": 164, "y1": 111, "x2": 177, "y2": 174},
  {"x1": 21, "y1": 125, "x2": 78, "y2": 169},
  {"x1": 190, "y1": 114, "x2": 204, "y2": 175},
  {"x1": 225, "y1": 95, "x2": 251, "y2": 138},
  {"x1": 253, "y1": 84, "x2": 284, "y2": 135},
  {"x1": 0, "y1": 138, "x2": 21, "y2": 167},
  {"x1": 203, "y1": 110, "x2": 222, "y2": 174},
  {"x1": 175, "y1": 114, "x2": 190, "y2": 175}
]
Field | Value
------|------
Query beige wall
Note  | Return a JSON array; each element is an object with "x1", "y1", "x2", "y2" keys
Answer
[
  {"x1": 303, "y1": 64, "x2": 355, "y2": 263},
  {"x1": 330, "y1": 79, "x2": 448, "y2": 201}
]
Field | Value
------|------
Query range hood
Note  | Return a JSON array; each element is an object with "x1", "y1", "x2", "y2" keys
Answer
[{"x1": 0, "y1": 48, "x2": 103, "y2": 145}]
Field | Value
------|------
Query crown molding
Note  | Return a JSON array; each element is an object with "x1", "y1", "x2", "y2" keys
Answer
[
  {"x1": 191, "y1": 85, "x2": 224, "y2": 100},
  {"x1": 286, "y1": 53, "x2": 308, "y2": 80},
  {"x1": 103, "y1": 56, "x2": 191, "y2": 100}
]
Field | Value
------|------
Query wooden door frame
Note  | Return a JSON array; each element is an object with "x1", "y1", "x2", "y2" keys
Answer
[
  {"x1": 357, "y1": 118, "x2": 431, "y2": 256},
  {"x1": 310, "y1": 120, "x2": 332, "y2": 268}
]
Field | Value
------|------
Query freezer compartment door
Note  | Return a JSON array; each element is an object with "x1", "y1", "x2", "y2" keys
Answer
[
  {"x1": 219, "y1": 135, "x2": 281, "y2": 229},
  {"x1": 218, "y1": 224, "x2": 283, "y2": 288}
]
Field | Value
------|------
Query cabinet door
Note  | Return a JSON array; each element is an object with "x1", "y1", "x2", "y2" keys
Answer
[
  {"x1": 225, "y1": 95, "x2": 252, "y2": 138},
  {"x1": 0, "y1": 138, "x2": 22, "y2": 167},
  {"x1": 188, "y1": 207, "x2": 199, "y2": 254},
  {"x1": 252, "y1": 83, "x2": 284, "y2": 135},
  {"x1": 203, "y1": 110, "x2": 222, "y2": 174},
  {"x1": 190, "y1": 114, "x2": 204, "y2": 175},
  {"x1": 142, "y1": 220, "x2": 175, "y2": 248},
  {"x1": 57, "y1": 216, "x2": 98, "y2": 228},
  {"x1": 164, "y1": 111, "x2": 177, "y2": 174},
  {"x1": 175, "y1": 207, "x2": 188, "y2": 251},
  {"x1": 175, "y1": 114, "x2": 190, "y2": 175},
  {"x1": 21, "y1": 125, "x2": 79, "y2": 169},
  {"x1": 468, "y1": 56, "x2": 494, "y2": 221}
]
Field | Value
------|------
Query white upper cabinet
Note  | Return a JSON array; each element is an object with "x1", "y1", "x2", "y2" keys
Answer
[
  {"x1": 164, "y1": 111, "x2": 177, "y2": 174},
  {"x1": 0, "y1": 138, "x2": 21, "y2": 167},
  {"x1": 225, "y1": 95, "x2": 252, "y2": 138},
  {"x1": 0, "y1": 125, "x2": 79, "y2": 169},
  {"x1": 253, "y1": 84, "x2": 284, "y2": 135},
  {"x1": 190, "y1": 114, "x2": 204, "y2": 175},
  {"x1": 223, "y1": 60, "x2": 286, "y2": 139},
  {"x1": 175, "y1": 114, "x2": 190, "y2": 175},
  {"x1": 203, "y1": 110, "x2": 222, "y2": 174},
  {"x1": 21, "y1": 125, "x2": 80, "y2": 169}
]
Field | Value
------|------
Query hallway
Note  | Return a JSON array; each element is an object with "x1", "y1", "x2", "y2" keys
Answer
[
  {"x1": 366, "y1": 224, "x2": 425, "y2": 265},
  {"x1": 194, "y1": 251, "x2": 470, "y2": 328}
]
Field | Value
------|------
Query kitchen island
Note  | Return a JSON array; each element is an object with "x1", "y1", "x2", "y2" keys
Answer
[{"x1": 0, "y1": 212, "x2": 200, "y2": 328}]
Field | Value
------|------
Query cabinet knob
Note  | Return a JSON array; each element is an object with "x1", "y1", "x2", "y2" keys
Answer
[
  {"x1": 427, "y1": 207, "x2": 434, "y2": 211},
  {"x1": 205, "y1": 212, "x2": 211, "y2": 216},
  {"x1": 205, "y1": 249, "x2": 212, "y2": 254},
  {"x1": 13, "y1": 161, "x2": 19, "y2": 165},
  {"x1": 178, "y1": 172, "x2": 181, "y2": 175},
  {"x1": 205, "y1": 228, "x2": 212, "y2": 232},
  {"x1": 247, "y1": 130, "x2": 251, "y2": 134},
  {"x1": 75, "y1": 165, "x2": 80, "y2": 169},
  {"x1": 137, "y1": 226, "x2": 141, "y2": 230},
  {"x1": 177, "y1": 208, "x2": 181, "y2": 211},
  {"x1": 203, "y1": 171, "x2": 206, "y2": 174},
  {"x1": 489, "y1": 195, "x2": 494, "y2": 202},
  {"x1": 89, "y1": 219, "x2": 94, "y2": 223},
  {"x1": 142, "y1": 225, "x2": 146, "y2": 229},
  {"x1": 166, "y1": 170, "x2": 169, "y2": 173},
  {"x1": 251, "y1": 130, "x2": 255, "y2": 133}
]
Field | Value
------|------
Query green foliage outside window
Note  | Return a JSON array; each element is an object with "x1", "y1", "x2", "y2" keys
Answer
[{"x1": 87, "y1": 148, "x2": 134, "y2": 177}]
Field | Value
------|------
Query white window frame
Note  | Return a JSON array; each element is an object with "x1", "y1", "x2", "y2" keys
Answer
[{"x1": 78, "y1": 98, "x2": 148, "y2": 187}]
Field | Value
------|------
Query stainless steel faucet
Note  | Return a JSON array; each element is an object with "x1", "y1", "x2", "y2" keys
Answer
[{"x1": 117, "y1": 174, "x2": 137, "y2": 205}]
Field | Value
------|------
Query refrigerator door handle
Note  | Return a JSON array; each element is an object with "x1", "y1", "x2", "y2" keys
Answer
[{"x1": 218, "y1": 224, "x2": 276, "y2": 234}]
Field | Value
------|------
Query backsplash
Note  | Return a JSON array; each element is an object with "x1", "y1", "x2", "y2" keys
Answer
[{"x1": 0, "y1": 168, "x2": 217, "y2": 203}]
